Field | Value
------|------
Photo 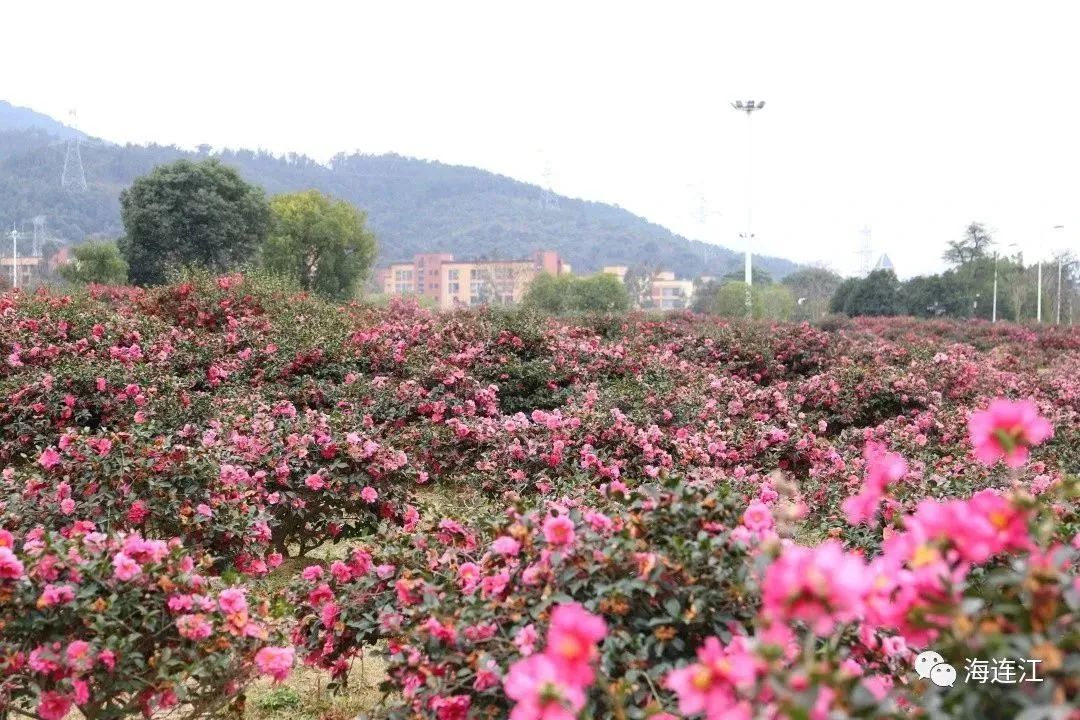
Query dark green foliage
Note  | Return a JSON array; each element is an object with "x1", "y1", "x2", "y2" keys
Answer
[
  {"x1": 829, "y1": 277, "x2": 861, "y2": 314},
  {"x1": 118, "y1": 159, "x2": 270, "y2": 285},
  {"x1": 57, "y1": 240, "x2": 128, "y2": 285},
  {"x1": 841, "y1": 269, "x2": 902, "y2": 317},
  {"x1": 522, "y1": 272, "x2": 631, "y2": 313}
]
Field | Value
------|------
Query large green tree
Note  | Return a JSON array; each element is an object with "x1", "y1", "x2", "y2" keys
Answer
[
  {"x1": 782, "y1": 266, "x2": 842, "y2": 320},
  {"x1": 569, "y1": 273, "x2": 631, "y2": 312},
  {"x1": 118, "y1": 159, "x2": 270, "y2": 285},
  {"x1": 523, "y1": 273, "x2": 630, "y2": 314},
  {"x1": 710, "y1": 281, "x2": 794, "y2": 319},
  {"x1": 263, "y1": 190, "x2": 377, "y2": 299},
  {"x1": 842, "y1": 269, "x2": 902, "y2": 316},
  {"x1": 522, "y1": 273, "x2": 574, "y2": 314},
  {"x1": 58, "y1": 241, "x2": 129, "y2": 285}
]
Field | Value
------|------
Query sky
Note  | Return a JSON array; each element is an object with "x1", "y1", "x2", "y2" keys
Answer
[{"x1": 4, "y1": 0, "x2": 1080, "y2": 278}]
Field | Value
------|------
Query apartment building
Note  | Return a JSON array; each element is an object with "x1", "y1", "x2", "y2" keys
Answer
[
  {"x1": 649, "y1": 271, "x2": 695, "y2": 310},
  {"x1": 381, "y1": 250, "x2": 570, "y2": 309}
]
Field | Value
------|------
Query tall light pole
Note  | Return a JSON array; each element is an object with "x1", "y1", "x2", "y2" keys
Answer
[
  {"x1": 992, "y1": 242, "x2": 1019, "y2": 323},
  {"x1": 731, "y1": 99, "x2": 765, "y2": 318},
  {"x1": 9, "y1": 223, "x2": 17, "y2": 290}
]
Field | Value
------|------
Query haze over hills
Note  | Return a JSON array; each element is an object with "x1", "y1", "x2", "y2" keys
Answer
[{"x1": 0, "y1": 100, "x2": 800, "y2": 279}]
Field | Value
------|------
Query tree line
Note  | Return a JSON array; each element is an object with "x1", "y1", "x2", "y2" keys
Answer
[
  {"x1": 61, "y1": 159, "x2": 377, "y2": 299},
  {"x1": 831, "y1": 222, "x2": 1078, "y2": 322}
]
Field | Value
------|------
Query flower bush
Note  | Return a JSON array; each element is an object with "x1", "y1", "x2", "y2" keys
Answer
[
  {"x1": 1, "y1": 272, "x2": 1077, "y2": 718},
  {"x1": 0, "y1": 528, "x2": 292, "y2": 719}
]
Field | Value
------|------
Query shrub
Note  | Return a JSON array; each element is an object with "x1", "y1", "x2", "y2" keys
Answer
[{"x1": 0, "y1": 529, "x2": 293, "y2": 720}]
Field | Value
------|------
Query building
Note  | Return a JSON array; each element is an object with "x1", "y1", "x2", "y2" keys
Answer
[
  {"x1": 648, "y1": 271, "x2": 695, "y2": 310},
  {"x1": 601, "y1": 265, "x2": 629, "y2": 282},
  {"x1": 872, "y1": 254, "x2": 895, "y2": 274},
  {"x1": 381, "y1": 250, "x2": 570, "y2": 309},
  {"x1": 0, "y1": 256, "x2": 45, "y2": 288}
]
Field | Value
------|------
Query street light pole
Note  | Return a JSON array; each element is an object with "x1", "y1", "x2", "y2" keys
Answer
[
  {"x1": 9, "y1": 223, "x2": 17, "y2": 290},
  {"x1": 731, "y1": 99, "x2": 765, "y2": 318},
  {"x1": 992, "y1": 242, "x2": 1019, "y2": 323}
]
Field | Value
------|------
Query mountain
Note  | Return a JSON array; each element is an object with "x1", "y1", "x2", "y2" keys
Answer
[
  {"x1": 0, "y1": 105, "x2": 800, "y2": 280},
  {"x1": 0, "y1": 101, "x2": 86, "y2": 141}
]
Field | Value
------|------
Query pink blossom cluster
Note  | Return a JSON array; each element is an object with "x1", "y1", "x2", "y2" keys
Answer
[{"x1": 503, "y1": 603, "x2": 608, "y2": 720}]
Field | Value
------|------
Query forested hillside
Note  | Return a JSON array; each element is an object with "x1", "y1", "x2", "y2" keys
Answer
[{"x1": 0, "y1": 104, "x2": 799, "y2": 278}]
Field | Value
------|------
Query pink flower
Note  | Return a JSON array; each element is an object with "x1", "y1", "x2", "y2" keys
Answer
[
  {"x1": 38, "y1": 583, "x2": 76, "y2": 608},
  {"x1": 304, "y1": 474, "x2": 326, "y2": 490},
  {"x1": 968, "y1": 398, "x2": 1053, "y2": 468},
  {"x1": 177, "y1": 614, "x2": 214, "y2": 640},
  {"x1": 36, "y1": 691, "x2": 72, "y2": 720},
  {"x1": 301, "y1": 565, "x2": 323, "y2": 582},
  {"x1": 111, "y1": 552, "x2": 141, "y2": 581},
  {"x1": 60, "y1": 498, "x2": 76, "y2": 515},
  {"x1": 761, "y1": 541, "x2": 869, "y2": 635},
  {"x1": 65, "y1": 640, "x2": 95, "y2": 671},
  {"x1": 0, "y1": 547, "x2": 24, "y2": 580},
  {"x1": 431, "y1": 694, "x2": 472, "y2": 719},
  {"x1": 330, "y1": 560, "x2": 353, "y2": 583},
  {"x1": 457, "y1": 562, "x2": 482, "y2": 593},
  {"x1": 741, "y1": 501, "x2": 773, "y2": 532},
  {"x1": 503, "y1": 653, "x2": 586, "y2": 720},
  {"x1": 514, "y1": 624, "x2": 539, "y2": 656},
  {"x1": 403, "y1": 505, "x2": 420, "y2": 531},
  {"x1": 218, "y1": 588, "x2": 248, "y2": 614},
  {"x1": 360, "y1": 486, "x2": 379, "y2": 503},
  {"x1": 665, "y1": 637, "x2": 759, "y2": 719},
  {"x1": 38, "y1": 447, "x2": 61, "y2": 470},
  {"x1": 545, "y1": 602, "x2": 607, "y2": 684},
  {"x1": 492, "y1": 535, "x2": 522, "y2": 557},
  {"x1": 542, "y1": 515, "x2": 576, "y2": 548},
  {"x1": 254, "y1": 646, "x2": 295, "y2": 683}
]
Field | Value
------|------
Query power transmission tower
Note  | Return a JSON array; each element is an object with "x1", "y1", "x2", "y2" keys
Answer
[
  {"x1": 856, "y1": 225, "x2": 873, "y2": 277},
  {"x1": 61, "y1": 110, "x2": 88, "y2": 192},
  {"x1": 537, "y1": 150, "x2": 558, "y2": 210}
]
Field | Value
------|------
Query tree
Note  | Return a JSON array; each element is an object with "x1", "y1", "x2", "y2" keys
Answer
[
  {"x1": 722, "y1": 266, "x2": 774, "y2": 285},
  {"x1": 943, "y1": 222, "x2": 993, "y2": 266},
  {"x1": 901, "y1": 272, "x2": 969, "y2": 317},
  {"x1": 522, "y1": 273, "x2": 574, "y2": 314},
  {"x1": 622, "y1": 265, "x2": 655, "y2": 308},
  {"x1": 522, "y1": 273, "x2": 629, "y2": 314},
  {"x1": 782, "y1": 266, "x2": 842, "y2": 320},
  {"x1": 709, "y1": 281, "x2": 793, "y2": 319},
  {"x1": 829, "y1": 277, "x2": 861, "y2": 314},
  {"x1": 569, "y1": 273, "x2": 631, "y2": 312},
  {"x1": 58, "y1": 241, "x2": 129, "y2": 285},
  {"x1": 262, "y1": 190, "x2": 377, "y2": 299},
  {"x1": 691, "y1": 279, "x2": 720, "y2": 313},
  {"x1": 842, "y1": 269, "x2": 901, "y2": 316},
  {"x1": 118, "y1": 159, "x2": 270, "y2": 285}
]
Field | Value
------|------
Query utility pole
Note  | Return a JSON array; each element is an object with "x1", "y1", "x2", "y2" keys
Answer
[
  {"x1": 731, "y1": 99, "x2": 765, "y2": 318},
  {"x1": 9, "y1": 223, "x2": 18, "y2": 289},
  {"x1": 992, "y1": 242, "x2": 1018, "y2": 323}
]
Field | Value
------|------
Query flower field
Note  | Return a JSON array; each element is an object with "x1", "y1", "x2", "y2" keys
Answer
[{"x1": 0, "y1": 272, "x2": 1077, "y2": 719}]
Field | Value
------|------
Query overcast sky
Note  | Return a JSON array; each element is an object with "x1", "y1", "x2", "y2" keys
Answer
[{"x1": 4, "y1": 0, "x2": 1080, "y2": 277}]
